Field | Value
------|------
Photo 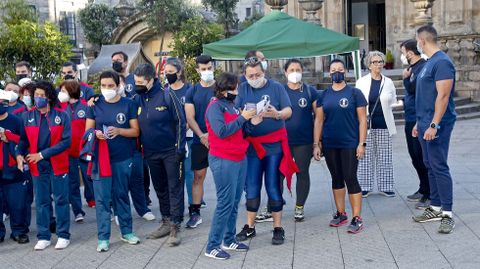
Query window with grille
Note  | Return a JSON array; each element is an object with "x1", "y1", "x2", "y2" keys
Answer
[{"x1": 59, "y1": 11, "x2": 76, "y2": 46}]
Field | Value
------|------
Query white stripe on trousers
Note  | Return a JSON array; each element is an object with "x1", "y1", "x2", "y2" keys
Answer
[{"x1": 357, "y1": 128, "x2": 394, "y2": 192}]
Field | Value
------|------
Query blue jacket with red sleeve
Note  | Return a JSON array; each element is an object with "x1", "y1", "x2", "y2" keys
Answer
[
  {"x1": 63, "y1": 100, "x2": 88, "y2": 158},
  {"x1": 16, "y1": 107, "x2": 71, "y2": 177},
  {"x1": 80, "y1": 128, "x2": 112, "y2": 178},
  {"x1": 7, "y1": 101, "x2": 28, "y2": 116},
  {"x1": 0, "y1": 114, "x2": 23, "y2": 181}
]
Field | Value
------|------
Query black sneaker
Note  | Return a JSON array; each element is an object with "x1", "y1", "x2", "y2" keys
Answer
[
  {"x1": 272, "y1": 227, "x2": 285, "y2": 245},
  {"x1": 235, "y1": 225, "x2": 256, "y2": 242},
  {"x1": 361, "y1": 191, "x2": 371, "y2": 198},
  {"x1": 407, "y1": 191, "x2": 423, "y2": 202},
  {"x1": 415, "y1": 196, "x2": 431, "y2": 209}
]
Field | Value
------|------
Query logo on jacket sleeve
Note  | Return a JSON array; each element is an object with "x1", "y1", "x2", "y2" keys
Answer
[
  {"x1": 339, "y1": 98, "x2": 349, "y2": 108},
  {"x1": 116, "y1": 113, "x2": 126, "y2": 124},
  {"x1": 77, "y1": 110, "x2": 85, "y2": 118},
  {"x1": 55, "y1": 116, "x2": 61, "y2": 124}
]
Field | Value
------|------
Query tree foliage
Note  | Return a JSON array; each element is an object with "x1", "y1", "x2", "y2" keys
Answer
[
  {"x1": 0, "y1": 0, "x2": 72, "y2": 81},
  {"x1": 240, "y1": 13, "x2": 263, "y2": 31},
  {"x1": 171, "y1": 16, "x2": 224, "y2": 83},
  {"x1": 79, "y1": 3, "x2": 118, "y2": 48},
  {"x1": 0, "y1": 0, "x2": 37, "y2": 25},
  {"x1": 202, "y1": 0, "x2": 239, "y2": 37}
]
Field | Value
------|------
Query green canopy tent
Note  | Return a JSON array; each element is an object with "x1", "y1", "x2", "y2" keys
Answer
[{"x1": 203, "y1": 11, "x2": 362, "y2": 79}]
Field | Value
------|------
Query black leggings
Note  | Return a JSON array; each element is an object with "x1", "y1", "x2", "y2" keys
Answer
[
  {"x1": 323, "y1": 148, "x2": 362, "y2": 194},
  {"x1": 290, "y1": 144, "x2": 312, "y2": 206}
]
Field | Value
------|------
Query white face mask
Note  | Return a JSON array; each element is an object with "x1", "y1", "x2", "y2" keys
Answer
[
  {"x1": 8, "y1": 91, "x2": 19, "y2": 102},
  {"x1": 200, "y1": 70, "x2": 214, "y2": 83},
  {"x1": 417, "y1": 42, "x2": 424, "y2": 55},
  {"x1": 58, "y1": 91, "x2": 70, "y2": 103},
  {"x1": 287, "y1": 72, "x2": 302, "y2": 84},
  {"x1": 401, "y1": 54, "x2": 409, "y2": 65},
  {"x1": 261, "y1": 61, "x2": 268, "y2": 71},
  {"x1": 247, "y1": 75, "x2": 266, "y2": 89},
  {"x1": 101, "y1": 88, "x2": 117, "y2": 101},
  {"x1": 23, "y1": 96, "x2": 32, "y2": 107}
]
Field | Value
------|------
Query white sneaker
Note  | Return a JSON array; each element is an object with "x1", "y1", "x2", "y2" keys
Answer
[
  {"x1": 74, "y1": 214, "x2": 85, "y2": 223},
  {"x1": 142, "y1": 212, "x2": 156, "y2": 221},
  {"x1": 115, "y1": 216, "x2": 119, "y2": 226},
  {"x1": 55, "y1": 238, "x2": 70, "y2": 250},
  {"x1": 2, "y1": 213, "x2": 8, "y2": 222},
  {"x1": 34, "y1": 240, "x2": 51, "y2": 250}
]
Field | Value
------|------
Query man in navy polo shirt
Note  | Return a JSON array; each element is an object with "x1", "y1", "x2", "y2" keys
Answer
[
  {"x1": 412, "y1": 25, "x2": 457, "y2": 234},
  {"x1": 184, "y1": 55, "x2": 215, "y2": 228},
  {"x1": 112, "y1": 51, "x2": 136, "y2": 97}
]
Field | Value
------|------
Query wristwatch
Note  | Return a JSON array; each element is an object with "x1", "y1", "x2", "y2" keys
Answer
[
  {"x1": 430, "y1": 122, "x2": 441, "y2": 129},
  {"x1": 359, "y1": 142, "x2": 367, "y2": 147}
]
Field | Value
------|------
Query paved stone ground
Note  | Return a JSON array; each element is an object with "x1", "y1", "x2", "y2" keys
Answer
[{"x1": 1, "y1": 119, "x2": 479, "y2": 269}]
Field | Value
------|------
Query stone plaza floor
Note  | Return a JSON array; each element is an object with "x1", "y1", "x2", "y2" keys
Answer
[{"x1": 0, "y1": 119, "x2": 479, "y2": 269}]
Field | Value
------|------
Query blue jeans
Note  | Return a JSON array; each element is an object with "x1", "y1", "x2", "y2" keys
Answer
[
  {"x1": 129, "y1": 151, "x2": 150, "y2": 217},
  {"x1": 79, "y1": 159, "x2": 94, "y2": 202},
  {"x1": 206, "y1": 155, "x2": 247, "y2": 252},
  {"x1": 0, "y1": 179, "x2": 30, "y2": 238},
  {"x1": 184, "y1": 139, "x2": 194, "y2": 205},
  {"x1": 93, "y1": 158, "x2": 133, "y2": 240},
  {"x1": 68, "y1": 157, "x2": 86, "y2": 216},
  {"x1": 245, "y1": 153, "x2": 283, "y2": 212},
  {"x1": 33, "y1": 162, "x2": 70, "y2": 240},
  {"x1": 418, "y1": 121, "x2": 455, "y2": 211}
]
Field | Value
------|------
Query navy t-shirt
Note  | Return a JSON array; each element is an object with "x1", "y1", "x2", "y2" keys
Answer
[
  {"x1": 171, "y1": 83, "x2": 192, "y2": 107},
  {"x1": 284, "y1": 84, "x2": 319, "y2": 145},
  {"x1": 236, "y1": 79, "x2": 292, "y2": 156},
  {"x1": 416, "y1": 51, "x2": 456, "y2": 127},
  {"x1": 185, "y1": 83, "x2": 214, "y2": 144},
  {"x1": 317, "y1": 85, "x2": 368, "y2": 149},
  {"x1": 368, "y1": 78, "x2": 387, "y2": 129},
  {"x1": 403, "y1": 59, "x2": 427, "y2": 123},
  {"x1": 124, "y1": 73, "x2": 136, "y2": 98},
  {"x1": 86, "y1": 97, "x2": 138, "y2": 162}
]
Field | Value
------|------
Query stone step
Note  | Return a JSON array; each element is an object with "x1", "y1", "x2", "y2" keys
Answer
[
  {"x1": 394, "y1": 96, "x2": 471, "y2": 107},
  {"x1": 395, "y1": 111, "x2": 480, "y2": 125},
  {"x1": 393, "y1": 102, "x2": 480, "y2": 119}
]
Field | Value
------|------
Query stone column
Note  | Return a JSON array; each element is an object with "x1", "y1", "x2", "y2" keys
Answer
[
  {"x1": 298, "y1": 0, "x2": 324, "y2": 25},
  {"x1": 265, "y1": 0, "x2": 288, "y2": 11},
  {"x1": 410, "y1": 0, "x2": 435, "y2": 26}
]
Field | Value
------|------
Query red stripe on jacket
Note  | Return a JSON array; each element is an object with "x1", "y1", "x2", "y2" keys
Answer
[{"x1": 246, "y1": 128, "x2": 299, "y2": 192}]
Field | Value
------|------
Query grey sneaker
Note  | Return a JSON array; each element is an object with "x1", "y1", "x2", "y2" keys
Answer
[
  {"x1": 255, "y1": 207, "x2": 273, "y2": 223},
  {"x1": 438, "y1": 215, "x2": 455, "y2": 234},
  {"x1": 147, "y1": 218, "x2": 171, "y2": 239},
  {"x1": 347, "y1": 216, "x2": 364, "y2": 234},
  {"x1": 407, "y1": 191, "x2": 423, "y2": 202},
  {"x1": 413, "y1": 207, "x2": 443, "y2": 223},
  {"x1": 294, "y1": 206, "x2": 304, "y2": 222},
  {"x1": 415, "y1": 197, "x2": 430, "y2": 209},
  {"x1": 329, "y1": 211, "x2": 348, "y2": 227},
  {"x1": 167, "y1": 224, "x2": 181, "y2": 247}
]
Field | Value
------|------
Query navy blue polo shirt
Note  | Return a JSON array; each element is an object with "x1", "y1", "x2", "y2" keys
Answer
[
  {"x1": 185, "y1": 83, "x2": 215, "y2": 144},
  {"x1": 403, "y1": 59, "x2": 427, "y2": 123},
  {"x1": 416, "y1": 51, "x2": 456, "y2": 127},
  {"x1": 86, "y1": 97, "x2": 138, "y2": 162},
  {"x1": 236, "y1": 79, "x2": 292, "y2": 156},
  {"x1": 368, "y1": 78, "x2": 387, "y2": 129},
  {"x1": 317, "y1": 85, "x2": 368, "y2": 149},
  {"x1": 284, "y1": 84, "x2": 319, "y2": 145}
]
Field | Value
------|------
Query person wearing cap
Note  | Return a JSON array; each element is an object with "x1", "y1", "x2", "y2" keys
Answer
[
  {"x1": 85, "y1": 70, "x2": 141, "y2": 252},
  {"x1": 0, "y1": 90, "x2": 30, "y2": 244},
  {"x1": 16, "y1": 80, "x2": 72, "y2": 251},
  {"x1": 4, "y1": 82, "x2": 28, "y2": 115},
  {"x1": 133, "y1": 63, "x2": 186, "y2": 246},
  {"x1": 60, "y1": 62, "x2": 94, "y2": 103},
  {"x1": 112, "y1": 51, "x2": 136, "y2": 97},
  {"x1": 184, "y1": 55, "x2": 216, "y2": 229}
]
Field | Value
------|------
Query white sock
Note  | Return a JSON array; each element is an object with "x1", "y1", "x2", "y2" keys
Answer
[
  {"x1": 431, "y1": 206, "x2": 442, "y2": 212},
  {"x1": 442, "y1": 211, "x2": 453, "y2": 218}
]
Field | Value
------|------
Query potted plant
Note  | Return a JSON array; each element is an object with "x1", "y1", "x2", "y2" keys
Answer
[{"x1": 385, "y1": 49, "x2": 394, "y2": 69}]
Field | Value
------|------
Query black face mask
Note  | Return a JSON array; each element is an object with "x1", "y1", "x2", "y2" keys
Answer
[
  {"x1": 112, "y1": 61, "x2": 123, "y2": 73},
  {"x1": 165, "y1": 73, "x2": 178, "y2": 85},
  {"x1": 225, "y1": 92, "x2": 237, "y2": 102},
  {"x1": 64, "y1": 74, "x2": 75, "y2": 80},
  {"x1": 135, "y1": 85, "x2": 148, "y2": 94},
  {"x1": 16, "y1": 74, "x2": 28, "y2": 82},
  {"x1": 331, "y1": 72, "x2": 345, "y2": 83}
]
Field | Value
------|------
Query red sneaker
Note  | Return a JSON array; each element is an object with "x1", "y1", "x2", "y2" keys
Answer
[{"x1": 87, "y1": 200, "x2": 96, "y2": 208}]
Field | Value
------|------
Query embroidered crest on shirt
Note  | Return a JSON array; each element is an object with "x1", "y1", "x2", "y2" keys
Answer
[
  {"x1": 126, "y1": 84, "x2": 133, "y2": 93},
  {"x1": 55, "y1": 116, "x2": 61, "y2": 124},
  {"x1": 298, "y1": 98, "x2": 307, "y2": 108},
  {"x1": 261, "y1": 95, "x2": 270, "y2": 102},
  {"x1": 339, "y1": 98, "x2": 349, "y2": 108},
  {"x1": 116, "y1": 113, "x2": 126, "y2": 124},
  {"x1": 155, "y1": 106, "x2": 167, "y2": 112},
  {"x1": 77, "y1": 110, "x2": 85, "y2": 118}
]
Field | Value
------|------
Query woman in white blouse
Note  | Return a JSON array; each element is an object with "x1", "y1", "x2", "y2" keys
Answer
[{"x1": 355, "y1": 51, "x2": 398, "y2": 198}]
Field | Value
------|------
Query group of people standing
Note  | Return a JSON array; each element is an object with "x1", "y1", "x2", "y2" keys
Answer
[{"x1": 0, "y1": 24, "x2": 457, "y2": 260}]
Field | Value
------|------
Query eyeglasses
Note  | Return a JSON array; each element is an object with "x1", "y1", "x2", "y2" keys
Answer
[
  {"x1": 244, "y1": 57, "x2": 260, "y2": 66},
  {"x1": 370, "y1": 60, "x2": 385, "y2": 65}
]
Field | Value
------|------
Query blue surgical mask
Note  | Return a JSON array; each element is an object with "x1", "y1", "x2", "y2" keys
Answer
[
  {"x1": 331, "y1": 72, "x2": 345, "y2": 83},
  {"x1": 23, "y1": 96, "x2": 32, "y2": 108},
  {"x1": 34, "y1": 96, "x2": 48, "y2": 109}
]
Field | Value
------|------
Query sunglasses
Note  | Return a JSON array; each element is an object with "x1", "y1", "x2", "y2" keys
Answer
[{"x1": 244, "y1": 57, "x2": 260, "y2": 66}]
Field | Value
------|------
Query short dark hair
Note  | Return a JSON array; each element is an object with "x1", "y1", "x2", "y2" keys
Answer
[
  {"x1": 134, "y1": 64, "x2": 156, "y2": 81},
  {"x1": 196, "y1": 55, "x2": 213, "y2": 67},
  {"x1": 20, "y1": 81, "x2": 35, "y2": 96},
  {"x1": 32, "y1": 80, "x2": 58, "y2": 108},
  {"x1": 214, "y1": 72, "x2": 238, "y2": 99},
  {"x1": 329, "y1": 58, "x2": 346, "y2": 69},
  {"x1": 284, "y1": 59, "x2": 303, "y2": 71},
  {"x1": 58, "y1": 80, "x2": 81, "y2": 100},
  {"x1": 417, "y1": 25, "x2": 438, "y2": 43},
  {"x1": 62, "y1": 61, "x2": 77, "y2": 72},
  {"x1": 99, "y1": 70, "x2": 120, "y2": 86},
  {"x1": 165, "y1": 57, "x2": 186, "y2": 82},
  {"x1": 15, "y1": 61, "x2": 32, "y2": 71},
  {"x1": 244, "y1": 50, "x2": 258, "y2": 60},
  {"x1": 111, "y1": 51, "x2": 129, "y2": 61},
  {"x1": 4, "y1": 81, "x2": 19, "y2": 88},
  {"x1": 400, "y1": 39, "x2": 420, "y2": 55}
]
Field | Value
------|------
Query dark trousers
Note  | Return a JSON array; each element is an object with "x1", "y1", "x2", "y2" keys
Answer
[
  {"x1": 68, "y1": 157, "x2": 86, "y2": 216},
  {"x1": 0, "y1": 180, "x2": 30, "y2": 238},
  {"x1": 145, "y1": 149, "x2": 184, "y2": 224},
  {"x1": 405, "y1": 121, "x2": 430, "y2": 197},
  {"x1": 129, "y1": 151, "x2": 150, "y2": 217},
  {"x1": 290, "y1": 144, "x2": 312, "y2": 206},
  {"x1": 418, "y1": 121, "x2": 455, "y2": 212}
]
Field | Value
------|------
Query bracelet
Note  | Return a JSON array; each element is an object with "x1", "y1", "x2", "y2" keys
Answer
[
  {"x1": 275, "y1": 111, "x2": 282, "y2": 120},
  {"x1": 38, "y1": 152, "x2": 44, "y2": 160}
]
